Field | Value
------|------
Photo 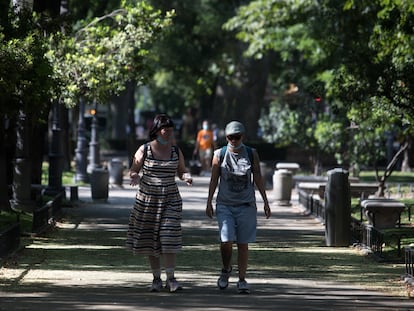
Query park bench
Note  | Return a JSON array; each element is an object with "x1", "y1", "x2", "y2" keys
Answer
[
  {"x1": 361, "y1": 198, "x2": 406, "y2": 229},
  {"x1": 297, "y1": 181, "x2": 378, "y2": 199},
  {"x1": 360, "y1": 198, "x2": 414, "y2": 256},
  {"x1": 296, "y1": 182, "x2": 325, "y2": 198}
]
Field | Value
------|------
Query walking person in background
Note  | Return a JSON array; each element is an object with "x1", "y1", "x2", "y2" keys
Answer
[
  {"x1": 193, "y1": 119, "x2": 215, "y2": 176},
  {"x1": 206, "y1": 120, "x2": 271, "y2": 294},
  {"x1": 126, "y1": 113, "x2": 193, "y2": 293}
]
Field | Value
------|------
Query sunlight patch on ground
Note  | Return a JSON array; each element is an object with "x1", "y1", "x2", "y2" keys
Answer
[
  {"x1": 19, "y1": 270, "x2": 151, "y2": 286},
  {"x1": 26, "y1": 244, "x2": 124, "y2": 250},
  {"x1": 249, "y1": 244, "x2": 354, "y2": 254}
]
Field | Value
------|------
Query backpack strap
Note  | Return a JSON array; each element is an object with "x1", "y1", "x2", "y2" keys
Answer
[
  {"x1": 219, "y1": 146, "x2": 227, "y2": 163},
  {"x1": 246, "y1": 146, "x2": 253, "y2": 164}
]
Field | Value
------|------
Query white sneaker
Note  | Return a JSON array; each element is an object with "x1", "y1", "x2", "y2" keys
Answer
[
  {"x1": 237, "y1": 279, "x2": 250, "y2": 294},
  {"x1": 166, "y1": 278, "x2": 182, "y2": 293},
  {"x1": 217, "y1": 267, "x2": 232, "y2": 289}
]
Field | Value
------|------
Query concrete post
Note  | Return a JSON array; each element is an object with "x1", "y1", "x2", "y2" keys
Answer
[
  {"x1": 325, "y1": 168, "x2": 351, "y2": 247},
  {"x1": 273, "y1": 169, "x2": 293, "y2": 205}
]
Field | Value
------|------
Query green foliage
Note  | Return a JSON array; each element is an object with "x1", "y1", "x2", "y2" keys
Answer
[
  {"x1": 259, "y1": 102, "x2": 300, "y2": 147},
  {"x1": 314, "y1": 119, "x2": 346, "y2": 164},
  {"x1": 0, "y1": 10, "x2": 56, "y2": 119},
  {"x1": 226, "y1": 0, "x2": 414, "y2": 172},
  {"x1": 47, "y1": 1, "x2": 173, "y2": 107},
  {"x1": 225, "y1": 0, "x2": 322, "y2": 62},
  {"x1": 145, "y1": 0, "x2": 241, "y2": 115}
]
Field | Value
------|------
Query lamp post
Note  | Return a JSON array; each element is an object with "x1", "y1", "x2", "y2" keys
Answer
[
  {"x1": 44, "y1": 101, "x2": 64, "y2": 197},
  {"x1": 87, "y1": 101, "x2": 101, "y2": 173},
  {"x1": 86, "y1": 101, "x2": 108, "y2": 200},
  {"x1": 75, "y1": 98, "x2": 88, "y2": 182}
]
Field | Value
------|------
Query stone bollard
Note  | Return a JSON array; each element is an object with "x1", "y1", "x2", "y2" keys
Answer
[
  {"x1": 275, "y1": 162, "x2": 300, "y2": 175},
  {"x1": 275, "y1": 162, "x2": 300, "y2": 188},
  {"x1": 325, "y1": 168, "x2": 351, "y2": 247},
  {"x1": 273, "y1": 169, "x2": 293, "y2": 205},
  {"x1": 108, "y1": 158, "x2": 124, "y2": 186},
  {"x1": 90, "y1": 168, "x2": 109, "y2": 200}
]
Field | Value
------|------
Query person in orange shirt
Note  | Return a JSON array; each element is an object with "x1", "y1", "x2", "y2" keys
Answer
[{"x1": 193, "y1": 120, "x2": 215, "y2": 175}]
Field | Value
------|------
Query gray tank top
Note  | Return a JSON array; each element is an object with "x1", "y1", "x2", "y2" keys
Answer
[{"x1": 216, "y1": 146, "x2": 256, "y2": 205}]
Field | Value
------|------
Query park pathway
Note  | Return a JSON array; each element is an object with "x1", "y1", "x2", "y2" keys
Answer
[{"x1": 0, "y1": 176, "x2": 413, "y2": 310}]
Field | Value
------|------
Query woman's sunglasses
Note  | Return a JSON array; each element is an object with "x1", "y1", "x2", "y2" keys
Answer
[{"x1": 227, "y1": 134, "x2": 242, "y2": 141}]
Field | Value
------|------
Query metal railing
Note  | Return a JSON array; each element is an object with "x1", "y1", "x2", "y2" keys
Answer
[
  {"x1": 298, "y1": 189, "x2": 325, "y2": 221},
  {"x1": 299, "y1": 188, "x2": 384, "y2": 255},
  {"x1": 350, "y1": 218, "x2": 384, "y2": 254},
  {"x1": 403, "y1": 247, "x2": 414, "y2": 293},
  {"x1": 405, "y1": 247, "x2": 414, "y2": 278}
]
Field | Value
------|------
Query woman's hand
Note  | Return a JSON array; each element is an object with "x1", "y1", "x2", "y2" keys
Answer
[
  {"x1": 130, "y1": 172, "x2": 140, "y2": 186},
  {"x1": 182, "y1": 173, "x2": 193, "y2": 186}
]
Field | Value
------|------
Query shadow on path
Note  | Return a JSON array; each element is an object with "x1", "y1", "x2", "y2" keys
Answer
[{"x1": 0, "y1": 177, "x2": 412, "y2": 310}]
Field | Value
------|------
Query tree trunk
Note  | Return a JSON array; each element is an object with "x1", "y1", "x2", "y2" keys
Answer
[
  {"x1": 11, "y1": 110, "x2": 35, "y2": 212},
  {"x1": 376, "y1": 141, "x2": 408, "y2": 197},
  {"x1": 60, "y1": 104, "x2": 71, "y2": 171},
  {"x1": 109, "y1": 82, "x2": 134, "y2": 145},
  {"x1": 401, "y1": 135, "x2": 413, "y2": 172},
  {"x1": 0, "y1": 117, "x2": 13, "y2": 212},
  {"x1": 30, "y1": 113, "x2": 48, "y2": 185},
  {"x1": 211, "y1": 56, "x2": 269, "y2": 141}
]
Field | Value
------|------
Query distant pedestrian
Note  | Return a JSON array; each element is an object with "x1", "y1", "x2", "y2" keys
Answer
[
  {"x1": 193, "y1": 120, "x2": 215, "y2": 176},
  {"x1": 206, "y1": 120, "x2": 271, "y2": 294},
  {"x1": 126, "y1": 113, "x2": 193, "y2": 293}
]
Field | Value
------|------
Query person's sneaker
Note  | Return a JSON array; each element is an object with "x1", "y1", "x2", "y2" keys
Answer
[
  {"x1": 217, "y1": 267, "x2": 232, "y2": 290},
  {"x1": 237, "y1": 279, "x2": 250, "y2": 294},
  {"x1": 149, "y1": 277, "x2": 163, "y2": 292},
  {"x1": 166, "y1": 278, "x2": 182, "y2": 293}
]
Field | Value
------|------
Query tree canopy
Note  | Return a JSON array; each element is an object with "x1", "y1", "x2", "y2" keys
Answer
[
  {"x1": 47, "y1": 0, "x2": 173, "y2": 107},
  {"x1": 225, "y1": 0, "x2": 414, "y2": 173},
  {"x1": 0, "y1": 9, "x2": 56, "y2": 120}
]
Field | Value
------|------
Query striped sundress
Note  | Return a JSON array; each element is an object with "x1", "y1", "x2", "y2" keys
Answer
[{"x1": 126, "y1": 144, "x2": 182, "y2": 257}]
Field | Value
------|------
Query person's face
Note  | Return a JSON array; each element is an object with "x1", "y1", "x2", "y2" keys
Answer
[
  {"x1": 226, "y1": 133, "x2": 243, "y2": 147},
  {"x1": 158, "y1": 126, "x2": 174, "y2": 141}
]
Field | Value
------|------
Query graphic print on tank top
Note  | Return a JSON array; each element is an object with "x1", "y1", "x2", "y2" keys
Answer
[{"x1": 225, "y1": 156, "x2": 251, "y2": 193}]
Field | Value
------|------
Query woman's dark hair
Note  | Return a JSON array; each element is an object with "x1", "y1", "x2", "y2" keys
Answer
[{"x1": 149, "y1": 113, "x2": 175, "y2": 140}]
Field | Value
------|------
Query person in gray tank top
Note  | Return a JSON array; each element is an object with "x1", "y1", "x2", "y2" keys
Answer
[{"x1": 206, "y1": 120, "x2": 271, "y2": 294}]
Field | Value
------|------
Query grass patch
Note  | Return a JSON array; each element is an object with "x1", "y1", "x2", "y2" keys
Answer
[
  {"x1": 359, "y1": 171, "x2": 414, "y2": 183},
  {"x1": 0, "y1": 211, "x2": 33, "y2": 233},
  {"x1": 41, "y1": 162, "x2": 87, "y2": 186}
]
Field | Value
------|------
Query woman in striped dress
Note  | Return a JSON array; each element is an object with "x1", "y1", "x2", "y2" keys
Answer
[{"x1": 126, "y1": 114, "x2": 192, "y2": 293}]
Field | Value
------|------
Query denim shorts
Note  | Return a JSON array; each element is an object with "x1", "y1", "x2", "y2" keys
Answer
[{"x1": 216, "y1": 203, "x2": 257, "y2": 243}]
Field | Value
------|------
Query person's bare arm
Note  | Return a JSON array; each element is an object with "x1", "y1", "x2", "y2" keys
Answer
[
  {"x1": 129, "y1": 145, "x2": 145, "y2": 186},
  {"x1": 177, "y1": 148, "x2": 193, "y2": 185},
  {"x1": 206, "y1": 152, "x2": 220, "y2": 218},
  {"x1": 252, "y1": 150, "x2": 271, "y2": 219}
]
